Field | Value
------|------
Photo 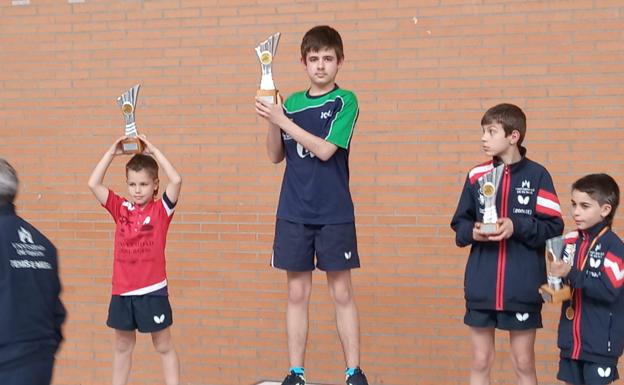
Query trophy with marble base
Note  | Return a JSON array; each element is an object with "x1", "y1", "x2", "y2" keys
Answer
[
  {"x1": 478, "y1": 164, "x2": 504, "y2": 234},
  {"x1": 540, "y1": 235, "x2": 572, "y2": 303},
  {"x1": 117, "y1": 84, "x2": 143, "y2": 154},
  {"x1": 255, "y1": 32, "x2": 281, "y2": 104}
]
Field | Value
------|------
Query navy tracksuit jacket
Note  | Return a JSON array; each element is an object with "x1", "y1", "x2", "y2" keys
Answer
[
  {"x1": 558, "y1": 223, "x2": 624, "y2": 366},
  {"x1": 0, "y1": 203, "x2": 65, "y2": 373},
  {"x1": 451, "y1": 151, "x2": 564, "y2": 312}
]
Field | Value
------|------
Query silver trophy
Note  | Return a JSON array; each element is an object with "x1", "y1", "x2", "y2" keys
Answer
[
  {"x1": 255, "y1": 32, "x2": 281, "y2": 104},
  {"x1": 117, "y1": 84, "x2": 143, "y2": 154},
  {"x1": 540, "y1": 235, "x2": 572, "y2": 303},
  {"x1": 478, "y1": 164, "x2": 504, "y2": 234}
]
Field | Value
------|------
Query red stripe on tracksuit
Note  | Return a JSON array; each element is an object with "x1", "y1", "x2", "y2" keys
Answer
[
  {"x1": 572, "y1": 233, "x2": 590, "y2": 359},
  {"x1": 496, "y1": 166, "x2": 511, "y2": 311},
  {"x1": 536, "y1": 189, "x2": 562, "y2": 217}
]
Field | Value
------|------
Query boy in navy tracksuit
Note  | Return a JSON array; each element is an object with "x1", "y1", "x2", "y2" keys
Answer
[
  {"x1": 451, "y1": 103, "x2": 564, "y2": 385},
  {"x1": 549, "y1": 174, "x2": 624, "y2": 385},
  {"x1": 0, "y1": 159, "x2": 66, "y2": 385}
]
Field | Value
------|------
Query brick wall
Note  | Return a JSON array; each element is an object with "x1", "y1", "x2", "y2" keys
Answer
[{"x1": 1, "y1": 1, "x2": 623, "y2": 384}]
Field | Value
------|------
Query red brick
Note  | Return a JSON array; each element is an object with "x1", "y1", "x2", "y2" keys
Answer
[{"x1": 1, "y1": 1, "x2": 623, "y2": 384}]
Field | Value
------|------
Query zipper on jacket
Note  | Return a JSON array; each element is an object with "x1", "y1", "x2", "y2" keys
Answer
[
  {"x1": 496, "y1": 166, "x2": 510, "y2": 310},
  {"x1": 572, "y1": 232, "x2": 589, "y2": 360}
]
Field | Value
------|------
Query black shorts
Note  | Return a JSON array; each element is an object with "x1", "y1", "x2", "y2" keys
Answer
[
  {"x1": 107, "y1": 295, "x2": 173, "y2": 333},
  {"x1": 558, "y1": 358, "x2": 619, "y2": 385},
  {"x1": 271, "y1": 219, "x2": 360, "y2": 272},
  {"x1": 464, "y1": 308, "x2": 542, "y2": 330}
]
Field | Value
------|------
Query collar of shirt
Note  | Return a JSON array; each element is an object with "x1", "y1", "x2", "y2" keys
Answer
[{"x1": 0, "y1": 203, "x2": 16, "y2": 216}]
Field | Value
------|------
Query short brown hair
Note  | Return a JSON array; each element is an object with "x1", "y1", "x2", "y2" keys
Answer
[
  {"x1": 301, "y1": 25, "x2": 344, "y2": 63},
  {"x1": 481, "y1": 103, "x2": 527, "y2": 146},
  {"x1": 126, "y1": 154, "x2": 159, "y2": 196},
  {"x1": 126, "y1": 154, "x2": 158, "y2": 179},
  {"x1": 572, "y1": 173, "x2": 620, "y2": 226}
]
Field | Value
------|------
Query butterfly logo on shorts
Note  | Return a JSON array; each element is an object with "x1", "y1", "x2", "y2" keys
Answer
[
  {"x1": 515, "y1": 313, "x2": 529, "y2": 322},
  {"x1": 344, "y1": 251, "x2": 352, "y2": 260},
  {"x1": 153, "y1": 314, "x2": 165, "y2": 324},
  {"x1": 598, "y1": 367, "x2": 612, "y2": 378}
]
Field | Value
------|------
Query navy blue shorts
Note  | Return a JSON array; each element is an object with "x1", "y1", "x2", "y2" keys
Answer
[
  {"x1": 271, "y1": 219, "x2": 360, "y2": 272},
  {"x1": 464, "y1": 308, "x2": 542, "y2": 330},
  {"x1": 558, "y1": 358, "x2": 619, "y2": 385},
  {"x1": 107, "y1": 295, "x2": 173, "y2": 333}
]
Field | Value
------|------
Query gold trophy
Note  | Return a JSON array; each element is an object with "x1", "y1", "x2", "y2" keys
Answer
[
  {"x1": 540, "y1": 235, "x2": 573, "y2": 303},
  {"x1": 477, "y1": 164, "x2": 504, "y2": 234},
  {"x1": 117, "y1": 84, "x2": 143, "y2": 154},
  {"x1": 255, "y1": 32, "x2": 281, "y2": 104}
]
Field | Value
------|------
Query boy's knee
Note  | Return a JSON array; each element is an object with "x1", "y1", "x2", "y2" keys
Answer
[
  {"x1": 115, "y1": 334, "x2": 136, "y2": 353},
  {"x1": 152, "y1": 331, "x2": 175, "y2": 354},
  {"x1": 512, "y1": 353, "x2": 535, "y2": 375},
  {"x1": 471, "y1": 351, "x2": 494, "y2": 373},
  {"x1": 288, "y1": 284, "x2": 311, "y2": 305},
  {"x1": 331, "y1": 287, "x2": 353, "y2": 307},
  {"x1": 153, "y1": 339, "x2": 173, "y2": 355},
  {"x1": 329, "y1": 280, "x2": 354, "y2": 307}
]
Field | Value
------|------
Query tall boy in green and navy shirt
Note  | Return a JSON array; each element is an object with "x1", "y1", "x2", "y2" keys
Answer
[{"x1": 255, "y1": 25, "x2": 369, "y2": 385}]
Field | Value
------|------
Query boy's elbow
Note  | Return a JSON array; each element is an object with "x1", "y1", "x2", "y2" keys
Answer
[
  {"x1": 455, "y1": 237, "x2": 471, "y2": 248},
  {"x1": 315, "y1": 142, "x2": 339, "y2": 162},
  {"x1": 268, "y1": 151, "x2": 284, "y2": 164},
  {"x1": 171, "y1": 175, "x2": 182, "y2": 186},
  {"x1": 316, "y1": 148, "x2": 337, "y2": 162},
  {"x1": 270, "y1": 157, "x2": 284, "y2": 164}
]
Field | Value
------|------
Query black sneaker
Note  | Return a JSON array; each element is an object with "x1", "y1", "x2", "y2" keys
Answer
[
  {"x1": 346, "y1": 367, "x2": 369, "y2": 385},
  {"x1": 281, "y1": 370, "x2": 306, "y2": 385}
]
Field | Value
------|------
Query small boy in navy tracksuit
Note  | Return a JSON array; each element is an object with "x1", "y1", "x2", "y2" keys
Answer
[
  {"x1": 549, "y1": 174, "x2": 624, "y2": 385},
  {"x1": 451, "y1": 103, "x2": 564, "y2": 385}
]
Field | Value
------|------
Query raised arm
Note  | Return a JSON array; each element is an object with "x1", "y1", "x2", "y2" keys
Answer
[
  {"x1": 139, "y1": 135, "x2": 182, "y2": 204},
  {"x1": 87, "y1": 136, "x2": 125, "y2": 205}
]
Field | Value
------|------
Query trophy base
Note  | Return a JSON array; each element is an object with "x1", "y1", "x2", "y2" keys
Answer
[
  {"x1": 257, "y1": 88, "x2": 279, "y2": 104},
  {"x1": 122, "y1": 137, "x2": 143, "y2": 155},
  {"x1": 480, "y1": 222, "x2": 499, "y2": 234},
  {"x1": 540, "y1": 284, "x2": 572, "y2": 303}
]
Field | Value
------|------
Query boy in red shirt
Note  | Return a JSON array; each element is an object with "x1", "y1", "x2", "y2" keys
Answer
[{"x1": 88, "y1": 135, "x2": 182, "y2": 385}]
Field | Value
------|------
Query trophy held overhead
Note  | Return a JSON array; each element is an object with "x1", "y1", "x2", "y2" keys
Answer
[{"x1": 117, "y1": 84, "x2": 144, "y2": 155}]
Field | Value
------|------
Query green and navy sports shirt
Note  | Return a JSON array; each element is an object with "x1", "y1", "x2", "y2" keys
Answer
[{"x1": 277, "y1": 86, "x2": 359, "y2": 224}]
